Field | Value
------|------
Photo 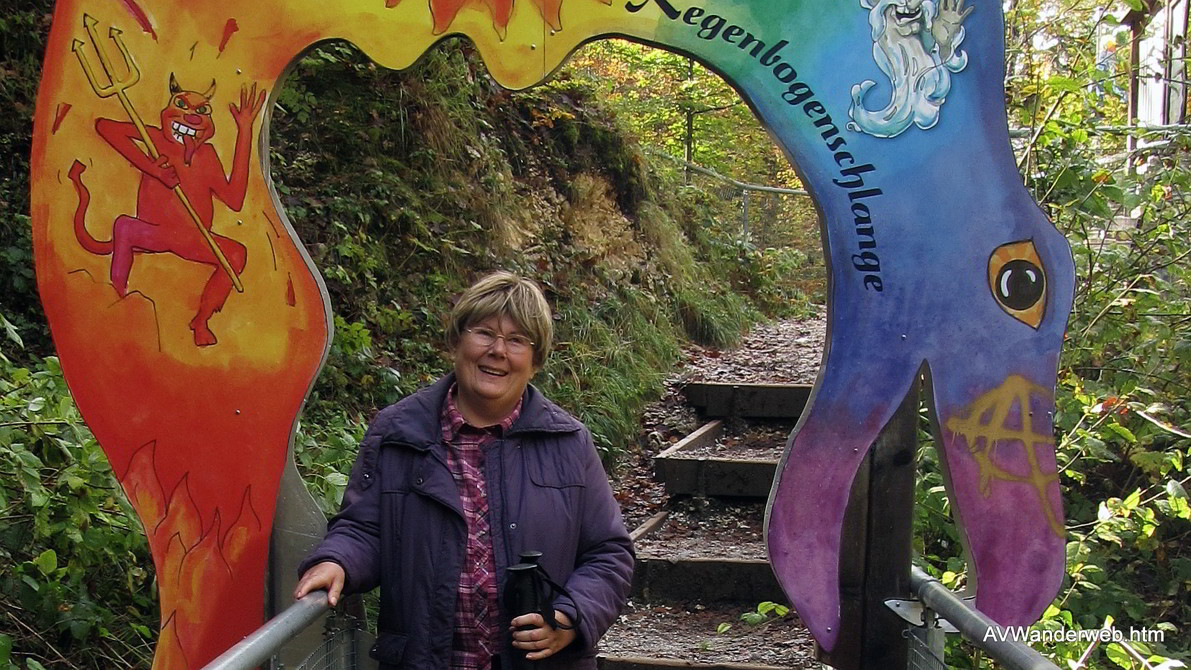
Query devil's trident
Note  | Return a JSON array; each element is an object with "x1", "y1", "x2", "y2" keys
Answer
[{"x1": 72, "y1": 13, "x2": 244, "y2": 293}]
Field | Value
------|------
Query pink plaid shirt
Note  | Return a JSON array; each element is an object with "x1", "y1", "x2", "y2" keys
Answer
[{"x1": 442, "y1": 386, "x2": 522, "y2": 670}]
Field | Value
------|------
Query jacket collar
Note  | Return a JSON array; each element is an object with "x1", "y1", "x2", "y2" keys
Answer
[{"x1": 377, "y1": 373, "x2": 581, "y2": 451}]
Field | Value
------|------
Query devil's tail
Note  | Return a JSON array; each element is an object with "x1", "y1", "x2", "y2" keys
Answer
[{"x1": 69, "y1": 161, "x2": 113, "y2": 255}]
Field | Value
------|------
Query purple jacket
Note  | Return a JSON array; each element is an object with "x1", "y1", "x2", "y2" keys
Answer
[{"x1": 300, "y1": 374, "x2": 634, "y2": 669}]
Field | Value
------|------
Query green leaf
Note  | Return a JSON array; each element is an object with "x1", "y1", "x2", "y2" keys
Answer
[
  {"x1": 1167, "y1": 479, "x2": 1188, "y2": 499},
  {"x1": 740, "y1": 612, "x2": 766, "y2": 625},
  {"x1": 1169, "y1": 495, "x2": 1190, "y2": 520},
  {"x1": 20, "y1": 575, "x2": 39, "y2": 592},
  {"x1": 0, "y1": 634, "x2": 11, "y2": 666},
  {"x1": 1105, "y1": 423, "x2": 1137, "y2": 443},
  {"x1": 1105, "y1": 643, "x2": 1132, "y2": 668},
  {"x1": 25, "y1": 661, "x2": 47, "y2": 670},
  {"x1": 1123, "y1": 489, "x2": 1141, "y2": 511},
  {"x1": 32, "y1": 549, "x2": 57, "y2": 576},
  {"x1": 28, "y1": 487, "x2": 49, "y2": 508},
  {"x1": 716, "y1": 622, "x2": 732, "y2": 634},
  {"x1": 1047, "y1": 76, "x2": 1081, "y2": 93},
  {"x1": 0, "y1": 314, "x2": 23, "y2": 349}
]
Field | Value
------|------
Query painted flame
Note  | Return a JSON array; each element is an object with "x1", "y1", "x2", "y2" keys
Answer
[{"x1": 120, "y1": 442, "x2": 261, "y2": 668}]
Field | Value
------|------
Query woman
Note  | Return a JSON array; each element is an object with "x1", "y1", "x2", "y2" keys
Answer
[{"x1": 296, "y1": 272, "x2": 634, "y2": 670}]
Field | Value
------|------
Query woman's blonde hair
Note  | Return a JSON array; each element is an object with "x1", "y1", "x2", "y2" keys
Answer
[{"x1": 447, "y1": 271, "x2": 553, "y2": 367}]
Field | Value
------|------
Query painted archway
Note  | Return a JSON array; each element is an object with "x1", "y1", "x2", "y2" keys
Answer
[{"x1": 31, "y1": 0, "x2": 1075, "y2": 665}]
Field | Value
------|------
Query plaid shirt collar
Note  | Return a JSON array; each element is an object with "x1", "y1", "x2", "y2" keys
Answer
[{"x1": 443, "y1": 383, "x2": 522, "y2": 442}]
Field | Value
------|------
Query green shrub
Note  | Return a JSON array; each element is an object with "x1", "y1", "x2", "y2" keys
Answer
[{"x1": 0, "y1": 335, "x2": 157, "y2": 668}]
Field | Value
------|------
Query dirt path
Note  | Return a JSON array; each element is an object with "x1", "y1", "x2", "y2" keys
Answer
[
  {"x1": 677, "y1": 312, "x2": 826, "y2": 385},
  {"x1": 617, "y1": 313, "x2": 826, "y2": 530},
  {"x1": 604, "y1": 313, "x2": 827, "y2": 667}
]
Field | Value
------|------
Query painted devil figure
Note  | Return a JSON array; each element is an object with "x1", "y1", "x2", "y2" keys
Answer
[{"x1": 69, "y1": 74, "x2": 266, "y2": 346}]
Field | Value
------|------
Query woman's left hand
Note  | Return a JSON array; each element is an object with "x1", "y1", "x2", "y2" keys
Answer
[{"x1": 510, "y1": 610, "x2": 577, "y2": 660}]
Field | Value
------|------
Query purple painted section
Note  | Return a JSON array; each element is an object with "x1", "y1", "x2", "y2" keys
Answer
[
  {"x1": 751, "y1": 0, "x2": 1076, "y2": 649},
  {"x1": 937, "y1": 373, "x2": 1066, "y2": 625}
]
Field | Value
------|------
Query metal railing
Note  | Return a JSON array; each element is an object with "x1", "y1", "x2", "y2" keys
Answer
[
  {"x1": 645, "y1": 149, "x2": 814, "y2": 246},
  {"x1": 203, "y1": 592, "x2": 331, "y2": 670},
  {"x1": 897, "y1": 567, "x2": 1060, "y2": 670},
  {"x1": 207, "y1": 572, "x2": 1061, "y2": 670}
]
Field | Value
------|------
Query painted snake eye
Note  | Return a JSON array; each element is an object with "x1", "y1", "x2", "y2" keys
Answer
[
  {"x1": 174, "y1": 97, "x2": 188, "y2": 109},
  {"x1": 195, "y1": 104, "x2": 211, "y2": 115},
  {"x1": 988, "y1": 240, "x2": 1046, "y2": 328},
  {"x1": 996, "y1": 260, "x2": 1043, "y2": 309}
]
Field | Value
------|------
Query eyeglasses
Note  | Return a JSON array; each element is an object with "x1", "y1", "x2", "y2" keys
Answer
[{"x1": 464, "y1": 327, "x2": 535, "y2": 353}]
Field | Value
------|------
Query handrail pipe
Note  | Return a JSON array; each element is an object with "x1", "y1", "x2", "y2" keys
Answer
[
  {"x1": 910, "y1": 567, "x2": 1060, "y2": 670},
  {"x1": 202, "y1": 591, "x2": 331, "y2": 670}
]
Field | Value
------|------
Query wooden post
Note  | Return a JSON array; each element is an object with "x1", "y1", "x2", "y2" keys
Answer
[{"x1": 817, "y1": 376, "x2": 920, "y2": 669}]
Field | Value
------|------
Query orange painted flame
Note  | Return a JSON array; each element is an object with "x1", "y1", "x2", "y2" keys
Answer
[
  {"x1": 35, "y1": 0, "x2": 645, "y2": 665},
  {"x1": 120, "y1": 442, "x2": 265, "y2": 668}
]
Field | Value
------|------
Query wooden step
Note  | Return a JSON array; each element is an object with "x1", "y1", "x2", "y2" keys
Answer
[
  {"x1": 681, "y1": 383, "x2": 811, "y2": 419},
  {"x1": 598, "y1": 600, "x2": 816, "y2": 669},
  {"x1": 630, "y1": 502, "x2": 783, "y2": 604},
  {"x1": 633, "y1": 557, "x2": 783, "y2": 604},
  {"x1": 599, "y1": 656, "x2": 790, "y2": 670},
  {"x1": 654, "y1": 421, "x2": 784, "y2": 498}
]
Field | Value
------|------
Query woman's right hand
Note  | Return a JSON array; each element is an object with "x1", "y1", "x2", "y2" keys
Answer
[{"x1": 294, "y1": 561, "x2": 346, "y2": 606}]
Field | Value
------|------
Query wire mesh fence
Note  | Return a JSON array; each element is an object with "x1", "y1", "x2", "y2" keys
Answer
[
  {"x1": 293, "y1": 618, "x2": 364, "y2": 670},
  {"x1": 906, "y1": 629, "x2": 948, "y2": 670}
]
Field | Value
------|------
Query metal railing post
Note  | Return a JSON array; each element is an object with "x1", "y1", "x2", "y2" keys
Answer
[
  {"x1": 742, "y1": 188, "x2": 750, "y2": 239},
  {"x1": 907, "y1": 567, "x2": 1060, "y2": 670}
]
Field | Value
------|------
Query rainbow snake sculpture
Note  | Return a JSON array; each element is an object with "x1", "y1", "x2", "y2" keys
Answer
[{"x1": 32, "y1": 0, "x2": 1074, "y2": 665}]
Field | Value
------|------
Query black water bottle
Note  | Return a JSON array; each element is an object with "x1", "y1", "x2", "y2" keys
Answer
[{"x1": 504, "y1": 551, "x2": 550, "y2": 669}]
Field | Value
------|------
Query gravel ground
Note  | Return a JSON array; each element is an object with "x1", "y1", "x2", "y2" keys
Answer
[
  {"x1": 612, "y1": 449, "x2": 669, "y2": 532},
  {"x1": 616, "y1": 314, "x2": 825, "y2": 530},
  {"x1": 677, "y1": 312, "x2": 826, "y2": 385},
  {"x1": 634, "y1": 497, "x2": 767, "y2": 560},
  {"x1": 675, "y1": 420, "x2": 794, "y2": 461},
  {"x1": 601, "y1": 600, "x2": 818, "y2": 668}
]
